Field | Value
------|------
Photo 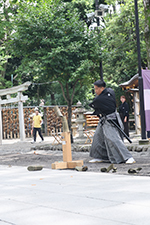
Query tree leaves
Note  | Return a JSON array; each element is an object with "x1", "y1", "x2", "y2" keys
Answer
[
  {"x1": 101, "y1": 0, "x2": 146, "y2": 84},
  {"x1": 11, "y1": 1, "x2": 100, "y2": 97}
]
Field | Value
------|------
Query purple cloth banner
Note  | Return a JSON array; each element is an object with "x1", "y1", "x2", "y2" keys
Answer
[{"x1": 142, "y1": 69, "x2": 150, "y2": 131}]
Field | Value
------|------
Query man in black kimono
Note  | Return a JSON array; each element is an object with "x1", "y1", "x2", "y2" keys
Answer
[
  {"x1": 119, "y1": 95, "x2": 129, "y2": 137},
  {"x1": 89, "y1": 80, "x2": 135, "y2": 164}
]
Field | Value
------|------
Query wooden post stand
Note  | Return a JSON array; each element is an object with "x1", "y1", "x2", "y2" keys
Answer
[
  {"x1": 62, "y1": 132, "x2": 72, "y2": 162},
  {"x1": 51, "y1": 106, "x2": 83, "y2": 170}
]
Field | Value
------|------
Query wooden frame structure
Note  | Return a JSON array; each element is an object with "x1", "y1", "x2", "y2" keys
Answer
[
  {"x1": 84, "y1": 130, "x2": 95, "y2": 144},
  {"x1": 0, "y1": 82, "x2": 31, "y2": 145}
]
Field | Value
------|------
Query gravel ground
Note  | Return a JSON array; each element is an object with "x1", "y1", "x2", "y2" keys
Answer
[{"x1": 0, "y1": 133, "x2": 150, "y2": 177}]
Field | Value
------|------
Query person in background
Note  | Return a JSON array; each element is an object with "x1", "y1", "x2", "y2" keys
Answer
[
  {"x1": 31, "y1": 108, "x2": 44, "y2": 144},
  {"x1": 119, "y1": 95, "x2": 129, "y2": 137}
]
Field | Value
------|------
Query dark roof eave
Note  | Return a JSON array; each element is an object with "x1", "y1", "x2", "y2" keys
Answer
[{"x1": 119, "y1": 74, "x2": 139, "y2": 88}]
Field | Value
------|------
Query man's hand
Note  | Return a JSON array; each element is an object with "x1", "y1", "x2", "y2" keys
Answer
[{"x1": 124, "y1": 116, "x2": 127, "y2": 123}]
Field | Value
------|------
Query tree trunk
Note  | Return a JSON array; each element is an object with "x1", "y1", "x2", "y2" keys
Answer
[
  {"x1": 143, "y1": 0, "x2": 150, "y2": 68},
  {"x1": 67, "y1": 101, "x2": 73, "y2": 143},
  {"x1": 50, "y1": 92, "x2": 55, "y2": 105}
]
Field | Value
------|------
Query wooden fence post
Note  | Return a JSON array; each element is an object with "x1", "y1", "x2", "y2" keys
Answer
[
  {"x1": 44, "y1": 107, "x2": 47, "y2": 136},
  {"x1": 18, "y1": 93, "x2": 25, "y2": 141}
]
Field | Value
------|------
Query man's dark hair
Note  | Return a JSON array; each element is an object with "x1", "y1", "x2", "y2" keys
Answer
[{"x1": 94, "y1": 80, "x2": 106, "y2": 87}]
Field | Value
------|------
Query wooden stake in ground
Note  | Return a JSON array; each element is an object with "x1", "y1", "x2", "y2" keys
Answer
[{"x1": 51, "y1": 106, "x2": 83, "y2": 169}]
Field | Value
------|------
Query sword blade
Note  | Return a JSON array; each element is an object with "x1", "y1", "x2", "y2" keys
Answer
[{"x1": 108, "y1": 119, "x2": 132, "y2": 143}]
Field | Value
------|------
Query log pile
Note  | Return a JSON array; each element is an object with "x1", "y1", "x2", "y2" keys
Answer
[
  {"x1": 24, "y1": 108, "x2": 34, "y2": 138},
  {"x1": 85, "y1": 115, "x2": 99, "y2": 128},
  {"x1": 2, "y1": 106, "x2": 99, "y2": 139},
  {"x1": 2, "y1": 107, "x2": 34, "y2": 139},
  {"x1": 2, "y1": 106, "x2": 77, "y2": 139},
  {"x1": 2, "y1": 108, "x2": 20, "y2": 139}
]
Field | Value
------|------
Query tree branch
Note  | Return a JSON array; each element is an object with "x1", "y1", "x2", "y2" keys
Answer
[{"x1": 66, "y1": 82, "x2": 70, "y2": 102}]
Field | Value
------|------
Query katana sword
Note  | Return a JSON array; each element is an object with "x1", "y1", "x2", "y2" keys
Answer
[{"x1": 108, "y1": 119, "x2": 132, "y2": 143}]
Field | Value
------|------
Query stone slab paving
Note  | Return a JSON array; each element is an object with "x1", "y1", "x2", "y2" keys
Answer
[{"x1": 0, "y1": 165, "x2": 150, "y2": 225}]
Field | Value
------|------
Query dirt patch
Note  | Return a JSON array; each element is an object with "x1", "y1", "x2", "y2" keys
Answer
[{"x1": 0, "y1": 141, "x2": 150, "y2": 177}]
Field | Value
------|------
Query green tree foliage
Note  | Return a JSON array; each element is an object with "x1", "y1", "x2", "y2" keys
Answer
[
  {"x1": 0, "y1": 0, "x2": 44, "y2": 89},
  {"x1": 0, "y1": 46, "x2": 11, "y2": 88},
  {"x1": 143, "y1": 0, "x2": 150, "y2": 68},
  {"x1": 11, "y1": 0, "x2": 101, "y2": 130},
  {"x1": 0, "y1": 0, "x2": 13, "y2": 88},
  {"x1": 71, "y1": 0, "x2": 94, "y2": 24},
  {"x1": 101, "y1": 0, "x2": 147, "y2": 85}
]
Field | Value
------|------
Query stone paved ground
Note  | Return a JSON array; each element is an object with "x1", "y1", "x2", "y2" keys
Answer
[{"x1": 0, "y1": 132, "x2": 150, "y2": 177}]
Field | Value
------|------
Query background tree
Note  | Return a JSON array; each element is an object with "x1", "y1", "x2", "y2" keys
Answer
[
  {"x1": 0, "y1": 0, "x2": 13, "y2": 88},
  {"x1": 11, "y1": 0, "x2": 101, "y2": 134},
  {"x1": 143, "y1": 0, "x2": 150, "y2": 69},
  {"x1": 101, "y1": 0, "x2": 146, "y2": 85},
  {"x1": 0, "y1": 0, "x2": 43, "y2": 89},
  {"x1": 0, "y1": 46, "x2": 11, "y2": 88}
]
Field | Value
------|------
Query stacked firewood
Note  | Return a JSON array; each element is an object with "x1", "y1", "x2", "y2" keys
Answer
[
  {"x1": 85, "y1": 115, "x2": 99, "y2": 128},
  {"x1": 2, "y1": 106, "x2": 77, "y2": 139},
  {"x1": 46, "y1": 107, "x2": 66, "y2": 135},
  {"x1": 24, "y1": 108, "x2": 34, "y2": 137},
  {"x1": 2, "y1": 108, "x2": 20, "y2": 139}
]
